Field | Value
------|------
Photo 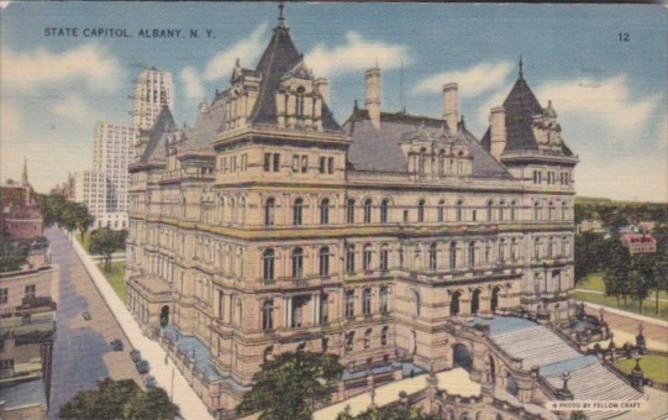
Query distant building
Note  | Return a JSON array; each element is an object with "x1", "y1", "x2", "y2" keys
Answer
[
  {"x1": 576, "y1": 219, "x2": 604, "y2": 234},
  {"x1": 74, "y1": 122, "x2": 135, "y2": 230},
  {"x1": 132, "y1": 66, "x2": 174, "y2": 132},
  {"x1": 621, "y1": 233, "x2": 657, "y2": 255},
  {"x1": 638, "y1": 221, "x2": 656, "y2": 233},
  {"x1": 1, "y1": 160, "x2": 43, "y2": 240}
]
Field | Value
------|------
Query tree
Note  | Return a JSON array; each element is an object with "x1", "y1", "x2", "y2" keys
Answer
[
  {"x1": 652, "y1": 236, "x2": 668, "y2": 314},
  {"x1": 603, "y1": 238, "x2": 631, "y2": 305},
  {"x1": 337, "y1": 404, "x2": 437, "y2": 420},
  {"x1": 59, "y1": 378, "x2": 179, "y2": 420},
  {"x1": 124, "y1": 387, "x2": 180, "y2": 420},
  {"x1": 236, "y1": 351, "x2": 344, "y2": 420},
  {"x1": 630, "y1": 253, "x2": 653, "y2": 312},
  {"x1": 73, "y1": 203, "x2": 95, "y2": 241},
  {"x1": 89, "y1": 228, "x2": 123, "y2": 272}
]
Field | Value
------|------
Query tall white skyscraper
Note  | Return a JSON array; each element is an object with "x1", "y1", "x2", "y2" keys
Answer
[
  {"x1": 133, "y1": 66, "x2": 174, "y2": 131},
  {"x1": 75, "y1": 122, "x2": 135, "y2": 230}
]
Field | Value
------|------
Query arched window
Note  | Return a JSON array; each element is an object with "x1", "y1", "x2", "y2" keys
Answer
[
  {"x1": 417, "y1": 199, "x2": 426, "y2": 223},
  {"x1": 419, "y1": 148, "x2": 427, "y2": 176},
  {"x1": 456, "y1": 200, "x2": 464, "y2": 222},
  {"x1": 498, "y1": 200, "x2": 505, "y2": 221},
  {"x1": 561, "y1": 202, "x2": 568, "y2": 220},
  {"x1": 345, "y1": 331, "x2": 355, "y2": 352},
  {"x1": 296, "y1": 86, "x2": 305, "y2": 118},
  {"x1": 262, "y1": 299, "x2": 274, "y2": 330},
  {"x1": 319, "y1": 247, "x2": 330, "y2": 277},
  {"x1": 450, "y1": 291, "x2": 461, "y2": 316},
  {"x1": 438, "y1": 150, "x2": 446, "y2": 176},
  {"x1": 379, "y1": 287, "x2": 389, "y2": 313},
  {"x1": 429, "y1": 243, "x2": 438, "y2": 271},
  {"x1": 345, "y1": 290, "x2": 355, "y2": 318},
  {"x1": 487, "y1": 200, "x2": 494, "y2": 222},
  {"x1": 548, "y1": 236, "x2": 555, "y2": 258},
  {"x1": 363, "y1": 288, "x2": 372, "y2": 315},
  {"x1": 364, "y1": 199, "x2": 372, "y2": 224},
  {"x1": 510, "y1": 201, "x2": 517, "y2": 221},
  {"x1": 363, "y1": 244, "x2": 373, "y2": 271},
  {"x1": 548, "y1": 202, "x2": 555, "y2": 220},
  {"x1": 263, "y1": 249, "x2": 275, "y2": 283},
  {"x1": 381, "y1": 325, "x2": 389, "y2": 345},
  {"x1": 264, "y1": 198, "x2": 275, "y2": 226},
  {"x1": 410, "y1": 289, "x2": 421, "y2": 316},
  {"x1": 380, "y1": 199, "x2": 389, "y2": 224},
  {"x1": 320, "y1": 198, "x2": 330, "y2": 225},
  {"x1": 468, "y1": 241, "x2": 476, "y2": 267},
  {"x1": 471, "y1": 289, "x2": 481, "y2": 315},
  {"x1": 364, "y1": 328, "x2": 372, "y2": 349},
  {"x1": 511, "y1": 238, "x2": 518, "y2": 261},
  {"x1": 534, "y1": 238, "x2": 542, "y2": 259},
  {"x1": 498, "y1": 239, "x2": 506, "y2": 262},
  {"x1": 291, "y1": 247, "x2": 303, "y2": 279},
  {"x1": 449, "y1": 242, "x2": 457, "y2": 270},
  {"x1": 346, "y1": 245, "x2": 355, "y2": 273},
  {"x1": 534, "y1": 202, "x2": 542, "y2": 221},
  {"x1": 293, "y1": 198, "x2": 303, "y2": 225},
  {"x1": 437, "y1": 200, "x2": 445, "y2": 223},
  {"x1": 380, "y1": 244, "x2": 389, "y2": 271},
  {"x1": 263, "y1": 346, "x2": 274, "y2": 362},
  {"x1": 346, "y1": 199, "x2": 355, "y2": 224}
]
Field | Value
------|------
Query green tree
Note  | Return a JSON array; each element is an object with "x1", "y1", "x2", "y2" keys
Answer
[
  {"x1": 237, "y1": 351, "x2": 344, "y2": 420},
  {"x1": 630, "y1": 253, "x2": 653, "y2": 312},
  {"x1": 59, "y1": 378, "x2": 179, "y2": 420},
  {"x1": 603, "y1": 238, "x2": 631, "y2": 305},
  {"x1": 89, "y1": 228, "x2": 123, "y2": 272},
  {"x1": 124, "y1": 387, "x2": 180, "y2": 420},
  {"x1": 652, "y1": 236, "x2": 668, "y2": 314},
  {"x1": 73, "y1": 202, "x2": 95, "y2": 241}
]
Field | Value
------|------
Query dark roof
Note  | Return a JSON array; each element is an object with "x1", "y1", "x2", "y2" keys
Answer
[
  {"x1": 139, "y1": 106, "x2": 176, "y2": 163},
  {"x1": 481, "y1": 75, "x2": 573, "y2": 157},
  {"x1": 344, "y1": 110, "x2": 512, "y2": 179},
  {"x1": 1, "y1": 378, "x2": 47, "y2": 410},
  {"x1": 247, "y1": 24, "x2": 342, "y2": 131}
]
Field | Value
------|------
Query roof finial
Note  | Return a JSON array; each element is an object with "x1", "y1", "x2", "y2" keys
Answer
[
  {"x1": 278, "y1": 1, "x2": 286, "y2": 27},
  {"x1": 519, "y1": 55, "x2": 524, "y2": 78}
]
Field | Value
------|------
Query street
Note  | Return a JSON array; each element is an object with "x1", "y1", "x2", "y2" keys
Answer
[{"x1": 47, "y1": 227, "x2": 142, "y2": 419}]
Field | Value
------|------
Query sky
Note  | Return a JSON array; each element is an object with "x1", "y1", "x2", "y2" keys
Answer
[{"x1": 1, "y1": 2, "x2": 666, "y2": 202}]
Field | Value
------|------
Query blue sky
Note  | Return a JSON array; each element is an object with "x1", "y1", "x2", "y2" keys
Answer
[{"x1": 1, "y1": 2, "x2": 666, "y2": 201}]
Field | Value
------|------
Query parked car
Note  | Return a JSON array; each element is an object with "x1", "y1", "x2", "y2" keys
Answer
[
  {"x1": 130, "y1": 349, "x2": 141, "y2": 363},
  {"x1": 144, "y1": 375, "x2": 156, "y2": 388},
  {"x1": 136, "y1": 360, "x2": 150, "y2": 374},
  {"x1": 82, "y1": 311, "x2": 92, "y2": 321},
  {"x1": 110, "y1": 339, "x2": 123, "y2": 352}
]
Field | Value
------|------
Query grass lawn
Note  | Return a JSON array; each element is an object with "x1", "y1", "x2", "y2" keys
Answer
[
  {"x1": 615, "y1": 355, "x2": 668, "y2": 384},
  {"x1": 75, "y1": 231, "x2": 92, "y2": 252},
  {"x1": 575, "y1": 291, "x2": 668, "y2": 322},
  {"x1": 97, "y1": 261, "x2": 127, "y2": 303},
  {"x1": 577, "y1": 271, "x2": 668, "y2": 300}
]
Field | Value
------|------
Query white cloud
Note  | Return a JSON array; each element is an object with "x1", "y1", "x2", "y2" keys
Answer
[
  {"x1": 0, "y1": 1, "x2": 11, "y2": 10},
  {"x1": 2, "y1": 44, "x2": 123, "y2": 93},
  {"x1": 305, "y1": 32, "x2": 412, "y2": 77},
  {"x1": 413, "y1": 61, "x2": 513, "y2": 98},
  {"x1": 536, "y1": 76, "x2": 661, "y2": 137},
  {"x1": 180, "y1": 67, "x2": 206, "y2": 100},
  {"x1": 49, "y1": 94, "x2": 91, "y2": 122},
  {"x1": 203, "y1": 23, "x2": 268, "y2": 81}
]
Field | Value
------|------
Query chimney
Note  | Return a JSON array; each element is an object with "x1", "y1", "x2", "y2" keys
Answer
[
  {"x1": 490, "y1": 106, "x2": 507, "y2": 161},
  {"x1": 442, "y1": 83, "x2": 458, "y2": 133},
  {"x1": 365, "y1": 67, "x2": 381, "y2": 129},
  {"x1": 314, "y1": 78, "x2": 329, "y2": 103}
]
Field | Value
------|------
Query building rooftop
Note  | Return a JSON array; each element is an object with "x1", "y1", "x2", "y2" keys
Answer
[{"x1": 0, "y1": 378, "x2": 47, "y2": 411}]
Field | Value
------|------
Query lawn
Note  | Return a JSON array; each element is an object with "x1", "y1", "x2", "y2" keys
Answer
[
  {"x1": 574, "y1": 291, "x2": 668, "y2": 322},
  {"x1": 97, "y1": 261, "x2": 127, "y2": 303},
  {"x1": 75, "y1": 231, "x2": 92, "y2": 252},
  {"x1": 615, "y1": 355, "x2": 668, "y2": 384},
  {"x1": 577, "y1": 271, "x2": 668, "y2": 299}
]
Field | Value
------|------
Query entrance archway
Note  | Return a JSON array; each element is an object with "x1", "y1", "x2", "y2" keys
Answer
[
  {"x1": 453, "y1": 343, "x2": 473, "y2": 371},
  {"x1": 160, "y1": 305, "x2": 170, "y2": 327},
  {"x1": 491, "y1": 286, "x2": 500, "y2": 313},
  {"x1": 471, "y1": 289, "x2": 481, "y2": 315},
  {"x1": 450, "y1": 291, "x2": 461, "y2": 316}
]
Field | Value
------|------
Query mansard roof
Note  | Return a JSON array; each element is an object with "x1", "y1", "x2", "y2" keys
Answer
[
  {"x1": 480, "y1": 73, "x2": 574, "y2": 157},
  {"x1": 139, "y1": 105, "x2": 176, "y2": 163},
  {"x1": 247, "y1": 22, "x2": 342, "y2": 131},
  {"x1": 343, "y1": 109, "x2": 512, "y2": 179}
]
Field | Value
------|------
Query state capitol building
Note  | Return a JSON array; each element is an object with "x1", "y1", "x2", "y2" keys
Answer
[{"x1": 121, "y1": 7, "x2": 638, "y2": 419}]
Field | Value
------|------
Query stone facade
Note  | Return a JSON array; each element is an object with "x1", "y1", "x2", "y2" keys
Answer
[{"x1": 126, "y1": 9, "x2": 578, "y2": 416}]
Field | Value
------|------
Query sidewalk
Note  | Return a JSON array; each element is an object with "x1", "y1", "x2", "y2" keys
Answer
[
  {"x1": 68, "y1": 231, "x2": 214, "y2": 420},
  {"x1": 580, "y1": 301, "x2": 668, "y2": 328}
]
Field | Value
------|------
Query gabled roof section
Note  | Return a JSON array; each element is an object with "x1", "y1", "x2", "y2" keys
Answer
[
  {"x1": 248, "y1": 17, "x2": 342, "y2": 131},
  {"x1": 140, "y1": 105, "x2": 176, "y2": 163},
  {"x1": 344, "y1": 109, "x2": 512, "y2": 179}
]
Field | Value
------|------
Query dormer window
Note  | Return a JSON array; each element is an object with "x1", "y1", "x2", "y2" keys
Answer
[{"x1": 296, "y1": 87, "x2": 305, "y2": 118}]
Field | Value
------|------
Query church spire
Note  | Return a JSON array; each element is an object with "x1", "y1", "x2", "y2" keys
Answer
[
  {"x1": 21, "y1": 157, "x2": 28, "y2": 186},
  {"x1": 518, "y1": 55, "x2": 524, "y2": 79}
]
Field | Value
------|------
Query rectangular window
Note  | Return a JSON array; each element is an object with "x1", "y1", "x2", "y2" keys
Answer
[
  {"x1": 292, "y1": 155, "x2": 300, "y2": 172},
  {"x1": 319, "y1": 157, "x2": 326, "y2": 174},
  {"x1": 264, "y1": 153, "x2": 271, "y2": 172},
  {"x1": 301, "y1": 155, "x2": 308, "y2": 173},
  {"x1": 345, "y1": 290, "x2": 355, "y2": 319},
  {"x1": 0, "y1": 288, "x2": 7, "y2": 304},
  {"x1": 273, "y1": 153, "x2": 280, "y2": 172},
  {"x1": 25, "y1": 285, "x2": 36, "y2": 300},
  {"x1": 328, "y1": 157, "x2": 334, "y2": 174}
]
